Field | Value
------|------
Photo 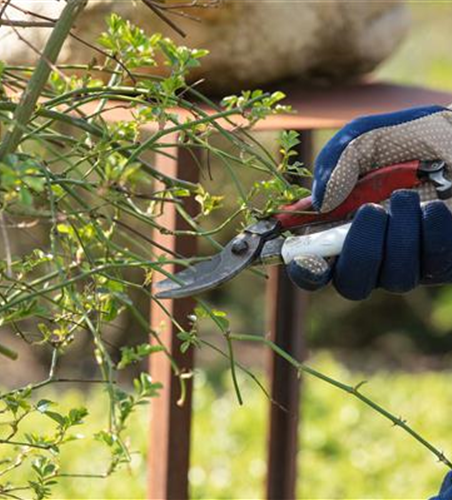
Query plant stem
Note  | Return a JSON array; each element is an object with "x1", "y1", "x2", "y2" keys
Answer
[
  {"x1": 0, "y1": 439, "x2": 51, "y2": 450},
  {"x1": 0, "y1": 0, "x2": 88, "y2": 160},
  {"x1": 225, "y1": 333, "x2": 243, "y2": 405},
  {"x1": 0, "y1": 342, "x2": 17, "y2": 361},
  {"x1": 230, "y1": 333, "x2": 452, "y2": 469}
]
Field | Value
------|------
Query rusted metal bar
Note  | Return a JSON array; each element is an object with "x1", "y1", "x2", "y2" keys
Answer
[
  {"x1": 265, "y1": 130, "x2": 312, "y2": 500},
  {"x1": 149, "y1": 144, "x2": 200, "y2": 500},
  {"x1": 95, "y1": 82, "x2": 452, "y2": 133}
]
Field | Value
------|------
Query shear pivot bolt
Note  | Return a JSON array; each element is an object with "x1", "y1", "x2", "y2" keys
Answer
[{"x1": 231, "y1": 238, "x2": 249, "y2": 255}]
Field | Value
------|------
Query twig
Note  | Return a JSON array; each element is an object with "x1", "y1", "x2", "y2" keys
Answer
[
  {"x1": 199, "y1": 338, "x2": 286, "y2": 411},
  {"x1": 3, "y1": 12, "x2": 63, "y2": 77},
  {"x1": 0, "y1": 0, "x2": 12, "y2": 20},
  {"x1": 0, "y1": 0, "x2": 88, "y2": 160},
  {"x1": 0, "y1": 439, "x2": 51, "y2": 450},
  {"x1": 3, "y1": 1, "x2": 58, "y2": 23},
  {"x1": 142, "y1": 0, "x2": 187, "y2": 38},
  {"x1": 0, "y1": 343, "x2": 18, "y2": 361},
  {"x1": 68, "y1": 31, "x2": 137, "y2": 83},
  {"x1": 231, "y1": 333, "x2": 452, "y2": 469},
  {"x1": 0, "y1": 20, "x2": 55, "y2": 28},
  {"x1": 0, "y1": 212, "x2": 12, "y2": 278},
  {"x1": 225, "y1": 332, "x2": 243, "y2": 405},
  {"x1": 57, "y1": 472, "x2": 108, "y2": 479}
]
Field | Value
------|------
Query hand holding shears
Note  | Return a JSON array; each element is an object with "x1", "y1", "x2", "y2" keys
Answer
[{"x1": 157, "y1": 105, "x2": 452, "y2": 301}]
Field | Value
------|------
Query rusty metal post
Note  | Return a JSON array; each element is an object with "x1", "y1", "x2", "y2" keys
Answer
[
  {"x1": 149, "y1": 144, "x2": 200, "y2": 500},
  {"x1": 265, "y1": 130, "x2": 312, "y2": 500}
]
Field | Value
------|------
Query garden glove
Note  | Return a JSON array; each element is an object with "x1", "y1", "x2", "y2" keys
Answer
[
  {"x1": 287, "y1": 105, "x2": 452, "y2": 300},
  {"x1": 430, "y1": 471, "x2": 452, "y2": 500}
]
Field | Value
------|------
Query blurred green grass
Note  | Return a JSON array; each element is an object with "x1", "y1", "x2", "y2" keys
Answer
[
  {"x1": 376, "y1": 4, "x2": 452, "y2": 91},
  {"x1": 3, "y1": 354, "x2": 450, "y2": 499}
]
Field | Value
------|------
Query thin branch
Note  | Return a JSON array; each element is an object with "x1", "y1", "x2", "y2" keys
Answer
[
  {"x1": 142, "y1": 0, "x2": 187, "y2": 38},
  {"x1": 0, "y1": 439, "x2": 52, "y2": 450},
  {"x1": 0, "y1": 0, "x2": 88, "y2": 160},
  {"x1": 68, "y1": 30, "x2": 137, "y2": 83},
  {"x1": 0, "y1": 19, "x2": 55, "y2": 28},
  {"x1": 3, "y1": 1, "x2": 58, "y2": 23},
  {"x1": 0, "y1": 0, "x2": 12, "y2": 20},
  {"x1": 231, "y1": 333, "x2": 452, "y2": 469},
  {"x1": 0, "y1": 212, "x2": 12, "y2": 279},
  {"x1": 225, "y1": 332, "x2": 243, "y2": 405}
]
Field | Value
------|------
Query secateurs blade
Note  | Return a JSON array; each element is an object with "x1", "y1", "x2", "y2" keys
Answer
[{"x1": 155, "y1": 159, "x2": 452, "y2": 299}]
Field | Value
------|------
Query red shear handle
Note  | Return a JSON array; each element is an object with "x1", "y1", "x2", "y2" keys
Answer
[{"x1": 275, "y1": 160, "x2": 422, "y2": 230}]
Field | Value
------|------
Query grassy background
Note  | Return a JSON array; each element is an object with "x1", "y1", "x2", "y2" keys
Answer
[
  {"x1": 376, "y1": 3, "x2": 452, "y2": 91},
  {"x1": 4, "y1": 354, "x2": 451, "y2": 499}
]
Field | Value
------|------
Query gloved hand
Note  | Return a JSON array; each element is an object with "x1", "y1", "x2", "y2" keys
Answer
[
  {"x1": 287, "y1": 105, "x2": 452, "y2": 300},
  {"x1": 430, "y1": 471, "x2": 452, "y2": 500}
]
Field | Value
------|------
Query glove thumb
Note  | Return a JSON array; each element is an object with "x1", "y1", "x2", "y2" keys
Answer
[{"x1": 287, "y1": 254, "x2": 334, "y2": 291}]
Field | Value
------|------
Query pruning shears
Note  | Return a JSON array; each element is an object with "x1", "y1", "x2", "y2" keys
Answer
[{"x1": 155, "y1": 159, "x2": 452, "y2": 299}]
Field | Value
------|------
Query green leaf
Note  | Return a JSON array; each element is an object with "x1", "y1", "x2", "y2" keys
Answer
[
  {"x1": 118, "y1": 343, "x2": 164, "y2": 369},
  {"x1": 36, "y1": 399, "x2": 54, "y2": 413},
  {"x1": 195, "y1": 185, "x2": 224, "y2": 216},
  {"x1": 177, "y1": 330, "x2": 201, "y2": 352},
  {"x1": 43, "y1": 411, "x2": 66, "y2": 426},
  {"x1": 212, "y1": 309, "x2": 230, "y2": 332},
  {"x1": 280, "y1": 130, "x2": 300, "y2": 154},
  {"x1": 134, "y1": 373, "x2": 163, "y2": 399},
  {"x1": 67, "y1": 407, "x2": 88, "y2": 426}
]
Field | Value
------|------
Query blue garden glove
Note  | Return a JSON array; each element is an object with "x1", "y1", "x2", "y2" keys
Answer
[
  {"x1": 430, "y1": 471, "x2": 452, "y2": 500},
  {"x1": 287, "y1": 105, "x2": 452, "y2": 300}
]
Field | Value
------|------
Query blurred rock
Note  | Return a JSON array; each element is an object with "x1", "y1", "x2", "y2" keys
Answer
[{"x1": 0, "y1": 1, "x2": 410, "y2": 92}]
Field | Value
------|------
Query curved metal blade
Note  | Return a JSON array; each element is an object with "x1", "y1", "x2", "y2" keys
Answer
[
  {"x1": 155, "y1": 234, "x2": 263, "y2": 299},
  {"x1": 155, "y1": 220, "x2": 280, "y2": 299}
]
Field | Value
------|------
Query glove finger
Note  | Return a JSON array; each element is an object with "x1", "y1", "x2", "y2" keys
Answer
[
  {"x1": 312, "y1": 105, "x2": 449, "y2": 213},
  {"x1": 378, "y1": 190, "x2": 421, "y2": 293},
  {"x1": 333, "y1": 203, "x2": 387, "y2": 300},
  {"x1": 287, "y1": 254, "x2": 333, "y2": 292},
  {"x1": 439, "y1": 472, "x2": 452, "y2": 496},
  {"x1": 429, "y1": 471, "x2": 452, "y2": 500},
  {"x1": 421, "y1": 201, "x2": 452, "y2": 284},
  {"x1": 434, "y1": 485, "x2": 452, "y2": 500}
]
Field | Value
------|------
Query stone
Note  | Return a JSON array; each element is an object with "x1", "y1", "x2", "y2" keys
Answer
[{"x1": 0, "y1": 1, "x2": 410, "y2": 93}]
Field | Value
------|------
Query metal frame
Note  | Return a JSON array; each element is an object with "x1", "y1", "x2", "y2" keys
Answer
[
  {"x1": 149, "y1": 145, "x2": 200, "y2": 500},
  {"x1": 265, "y1": 132, "x2": 312, "y2": 500}
]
